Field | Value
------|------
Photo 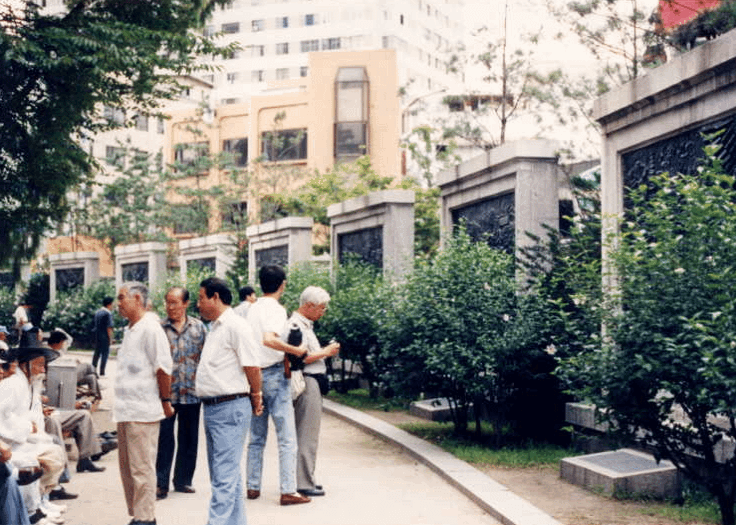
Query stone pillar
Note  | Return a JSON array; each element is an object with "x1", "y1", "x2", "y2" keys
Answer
[
  {"x1": 246, "y1": 217, "x2": 314, "y2": 283},
  {"x1": 178, "y1": 233, "x2": 236, "y2": 282},
  {"x1": 48, "y1": 252, "x2": 101, "y2": 303},
  {"x1": 114, "y1": 242, "x2": 168, "y2": 292},
  {"x1": 437, "y1": 138, "x2": 561, "y2": 260},
  {"x1": 327, "y1": 189, "x2": 414, "y2": 280}
]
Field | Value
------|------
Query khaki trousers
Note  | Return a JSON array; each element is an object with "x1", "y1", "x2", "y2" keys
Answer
[{"x1": 117, "y1": 421, "x2": 159, "y2": 521}]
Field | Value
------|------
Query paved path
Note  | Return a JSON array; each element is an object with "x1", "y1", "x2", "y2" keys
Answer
[{"x1": 61, "y1": 355, "x2": 499, "y2": 525}]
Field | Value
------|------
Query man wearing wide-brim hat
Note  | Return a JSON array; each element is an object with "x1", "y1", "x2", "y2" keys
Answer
[{"x1": 0, "y1": 337, "x2": 66, "y2": 523}]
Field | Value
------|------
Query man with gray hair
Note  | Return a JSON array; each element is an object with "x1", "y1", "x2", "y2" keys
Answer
[
  {"x1": 115, "y1": 282, "x2": 174, "y2": 525},
  {"x1": 289, "y1": 286, "x2": 340, "y2": 497}
]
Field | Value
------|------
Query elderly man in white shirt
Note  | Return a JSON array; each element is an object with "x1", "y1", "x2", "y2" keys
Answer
[
  {"x1": 114, "y1": 282, "x2": 174, "y2": 525},
  {"x1": 196, "y1": 277, "x2": 262, "y2": 525}
]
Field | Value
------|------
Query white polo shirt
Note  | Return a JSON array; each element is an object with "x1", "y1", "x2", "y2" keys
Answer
[
  {"x1": 196, "y1": 307, "x2": 260, "y2": 398},
  {"x1": 113, "y1": 312, "x2": 173, "y2": 423},
  {"x1": 247, "y1": 296, "x2": 288, "y2": 368}
]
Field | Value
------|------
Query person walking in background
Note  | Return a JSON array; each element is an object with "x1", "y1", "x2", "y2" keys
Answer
[
  {"x1": 246, "y1": 265, "x2": 310, "y2": 506},
  {"x1": 233, "y1": 286, "x2": 257, "y2": 319},
  {"x1": 156, "y1": 287, "x2": 206, "y2": 500},
  {"x1": 196, "y1": 277, "x2": 262, "y2": 525},
  {"x1": 114, "y1": 282, "x2": 174, "y2": 525},
  {"x1": 92, "y1": 297, "x2": 114, "y2": 376},
  {"x1": 0, "y1": 326, "x2": 9, "y2": 352},
  {"x1": 12, "y1": 301, "x2": 32, "y2": 344},
  {"x1": 289, "y1": 286, "x2": 340, "y2": 497}
]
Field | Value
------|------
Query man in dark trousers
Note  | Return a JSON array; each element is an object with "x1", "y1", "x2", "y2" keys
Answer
[{"x1": 92, "y1": 296, "x2": 114, "y2": 376}]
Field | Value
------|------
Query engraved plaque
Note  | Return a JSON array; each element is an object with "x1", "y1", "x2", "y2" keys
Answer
[
  {"x1": 55, "y1": 268, "x2": 84, "y2": 293},
  {"x1": 623, "y1": 114, "x2": 736, "y2": 207},
  {"x1": 121, "y1": 262, "x2": 149, "y2": 284},
  {"x1": 255, "y1": 245, "x2": 289, "y2": 270},
  {"x1": 452, "y1": 192, "x2": 515, "y2": 254},
  {"x1": 187, "y1": 257, "x2": 216, "y2": 274},
  {"x1": 338, "y1": 226, "x2": 383, "y2": 268}
]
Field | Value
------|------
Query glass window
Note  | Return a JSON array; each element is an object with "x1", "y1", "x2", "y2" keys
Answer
[
  {"x1": 222, "y1": 201, "x2": 248, "y2": 229},
  {"x1": 322, "y1": 37, "x2": 340, "y2": 50},
  {"x1": 335, "y1": 67, "x2": 369, "y2": 158},
  {"x1": 157, "y1": 117, "x2": 165, "y2": 134},
  {"x1": 203, "y1": 25, "x2": 216, "y2": 37},
  {"x1": 276, "y1": 16, "x2": 289, "y2": 28},
  {"x1": 134, "y1": 114, "x2": 148, "y2": 132},
  {"x1": 300, "y1": 66, "x2": 308, "y2": 77},
  {"x1": 252, "y1": 19, "x2": 264, "y2": 31},
  {"x1": 222, "y1": 138, "x2": 248, "y2": 167},
  {"x1": 260, "y1": 129, "x2": 307, "y2": 161},
  {"x1": 174, "y1": 142, "x2": 209, "y2": 169},
  {"x1": 300, "y1": 39, "x2": 319, "y2": 52},
  {"x1": 252, "y1": 70, "x2": 265, "y2": 82},
  {"x1": 304, "y1": 13, "x2": 315, "y2": 25},
  {"x1": 276, "y1": 42, "x2": 289, "y2": 55},
  {"x1": 105, "y1": 146, "x2": 126, "y2": 167},
  {"x1": 226, "y1": 72, "x2": 239, "y2": 84},
  {"x1": 221, "y1": 22, "x2": 240, "y2": 34},
  {"x1": 251, "y1": 45, "x2": 265, "y2": 57},
  {"x1": 276, "y1": 68, "x2": 290, "y2": 80},
  {"x1": 103, "y1": 106, "x2": 125, "y2": 126}
]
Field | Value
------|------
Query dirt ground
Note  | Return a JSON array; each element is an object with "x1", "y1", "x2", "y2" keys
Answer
[{"x1": 365, "y1": 410, "x2": 711, "y2": 525}]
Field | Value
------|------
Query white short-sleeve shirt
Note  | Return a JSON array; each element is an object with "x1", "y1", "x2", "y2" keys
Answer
[
  {"x1": 196, "y1": 307, "x2": 260, "y2": 398},
  {"x1": 247, "y1": 296, "x2": 288, "y2": 368},
  {"x1": 113, "y1": 312, "x2": 173, "y2": 423}
]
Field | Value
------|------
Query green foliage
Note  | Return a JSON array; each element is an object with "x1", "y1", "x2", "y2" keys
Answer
[
  {"x1": 667, "y1": 0, "x2": 736, "y2": 52},
  {"x1": 148, "y1": 266, "x2": 215, "y2": 320},
  {"x1": 24, "y1": 273, "x2": 50, "y2": 327},
  {"x1": 0, "y1": 0, "x2": 236, "y2": 275},
  {"x1": 317, "y1": 259, "x2": 390, "y2": 395},
  {"x1": 559, "y1": 144, "x2": 736, "y2": 525},
  {"x1": 325, "y1": 388, "x2": 411, "y2": 412},
  {"x1": 0, "y1": 287, "x2": 15, "y2": 330},
  {"x1": 42, "y1": 279, "x2": 120, "y2": 349},
  {"x1": 380, "y1": 228, "x2": 554, "y2": 443},
  {"x1": 280, "y1": 262, "x2": 332, "y2": 315}
]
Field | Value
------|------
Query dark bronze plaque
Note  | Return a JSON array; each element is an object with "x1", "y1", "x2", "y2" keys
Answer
[
  {"x1": 338, "y1": 226, "x2": 383, "y2": 268},
  {"x1": 623, "y1": 114, "x2": 736, "y2": 207},
  {"x1": 121, "y1": 262, "x2": 149, "y2": 284},
  {"x1": 452, "y1": 192, "x2": 515, "y2": 254},
  {"x1": 187, "y1": 257, "x2": 216, "y2": 273},
  {"x1": 55, "y1": 268, "x2": 84, "y2": 293},
  {"x1": 255, "y1": 245, "x2": 289, "y2": 270}
]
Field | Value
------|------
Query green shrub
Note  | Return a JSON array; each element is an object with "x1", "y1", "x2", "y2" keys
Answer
[
  {"x1": 42, "y1": 279, "x2": 119, "y2": 349},
  {"x1": 0, "y1": 286, "x2": 15, "y2": 330},
  {"x1": 149, "y1": 266, "x2": 215, "y2": 320},
  {"x1": 280, "y1": 262, "x2": 333, "y2": 314}
]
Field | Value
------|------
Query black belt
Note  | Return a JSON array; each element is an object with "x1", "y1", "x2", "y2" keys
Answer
[{"x1": 201, "y1": 393, "x2": 248, "y2": 406}]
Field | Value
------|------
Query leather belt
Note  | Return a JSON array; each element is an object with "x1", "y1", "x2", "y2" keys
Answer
[{"x1": 201, "y1": 393, "x2": 248, "y2": 406}]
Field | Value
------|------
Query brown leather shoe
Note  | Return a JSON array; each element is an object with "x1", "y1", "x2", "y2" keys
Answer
[
  {"x1": 280, "y1": 492, "x2": 311, "y2": 506},
  {"x1": 246, "y1": 489, "x2": 260, "y2": 500}
]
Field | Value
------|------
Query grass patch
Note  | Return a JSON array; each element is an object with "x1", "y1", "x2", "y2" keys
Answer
[
  {"x1": 632, "y1": 479, "x2": 722, "y2": 524},
  {"x1": 398, "y1": 420, "x2": 578, "y2": 469},
  {"x1": 325, "y1": 388, "x2": 411, "y2": 412}
]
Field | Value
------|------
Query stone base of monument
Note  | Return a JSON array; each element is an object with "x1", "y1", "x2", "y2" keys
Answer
[
  {"x1": 560, "y1": 448, "x2": 681, "y2": 500},
  {"x1": 409, "y1": 398, "x2": 474, "y2": 422}
]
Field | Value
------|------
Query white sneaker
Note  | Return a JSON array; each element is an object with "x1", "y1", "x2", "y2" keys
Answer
[
  {"x1": 40, "y1": 511, "x2": 65, "y2": 524},
  {"x1": 42, "y1": 499, "x2": 67, "y2": 514}
]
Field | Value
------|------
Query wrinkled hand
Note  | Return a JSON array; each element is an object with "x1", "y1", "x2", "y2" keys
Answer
[
  {"x1": 249, "y1": 392, "x2": 264, "y2": 416},
  {"x1": 163, "y1": 401, "x2": 175, "y2": 418}
]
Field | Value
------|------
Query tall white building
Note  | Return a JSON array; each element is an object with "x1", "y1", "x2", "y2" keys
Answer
[{"x1": 200, "y1": 0, "x2": 465, "y2": 106}]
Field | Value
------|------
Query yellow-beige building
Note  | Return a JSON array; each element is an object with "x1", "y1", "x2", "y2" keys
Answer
[{"x1": 167, "y1": 49, "x2": 401, "y2": 231}]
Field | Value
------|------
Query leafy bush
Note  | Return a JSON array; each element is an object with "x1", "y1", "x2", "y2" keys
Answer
[
  {"x1": 149, "y1": 266, "x2": 215, "y2": 320},
  {"x1": 25, "y1": 273, "x2": 50, "y2": 327},
  {"x1": 42, "y1": 279, "x2": 119, "y2": 349},
  {"x1": 0, "y1": 286, "x2": 15, "y2": 330},
  {"x1": 559, "y1": 144, "x2": 736, "y2": 525},
  {"x1": 280, "y1": 262, "x2": 333, "y2": 314},
  {"x1": 380, "y1": 228, "x2": 552, "y2": 443}
]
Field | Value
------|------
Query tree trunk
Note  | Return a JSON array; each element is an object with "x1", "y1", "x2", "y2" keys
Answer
[{"x1": 716, "y1": 489, "x2": 735, "y2": 525}]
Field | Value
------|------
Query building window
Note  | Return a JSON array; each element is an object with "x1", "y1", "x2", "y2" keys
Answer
[
  {"x1": 400, "y1": 14, "x2": 404, "y2": 24},
  {"x1": 134, "y1": 114, "x2": 149, "y2": 132},
  {"x1": 276, "y1": 42, "x2": 289, "y2": 55},
  {"x1": 221, "y1": 98, "x2": 240, "y2": 105},
  {"x1": 221, "y1": 22, "x2": 240, "y2": 34},
  {"x1": 223, "y1": 49, "x2": 241, "y2": 60},
  {"x1": 251, "y1": 45, "x2": 265, "y2": 57},
  {"x1": 304, "y1": 13, "x2": 315, "y2": 25},
  {"x1": 322, "y1": 37, "x2": 340, "y2": 50},
  {"x1": 252, "y1": 19, "x2": 264, "y2": 31},
  {"x1": 300, "y1": 66, "x2": 308, "y2": 77},
  {"x1": 227, "y1": 72, "x2": 239, "y2": 84},
  {"x1": 157, "y1": 117, "x2": 165, "y2": 134},
  {"x1": 203, "y1": 25, "x2": 215, "y2": 37},
  {"x1": 252, "y1": 70, "x2": 265, "y2": 82},
  {"x1": 171, "y1": 204, "x2": 209, "y2": 235},
  {"x1": 334, "y1": 67, "x2": 369, "y2": 159},
  {"x1": 222, "y1": 138, "x2": 248, "y2": 167},
  {"x1": 276, "y1": 16, "x2": 289, "y2": 28},
  {"x1": 222, "y1": 201, "x2": 248, "y2": 229},
  {"x1": 174, "y1": 142, "x2": 209, "y2": 169},
  {"x1": 276, "y1": 68, "x2": 290, "y2": 80},
  {"x1": 103, "y1": 106, "x2": 125, "y2": 126},
  {"x1": 382, "y1": 35, "x2": 389, "y2": 48},
  {"x1": 105, "y1": 146, "x2": 126, "y2": 167},
  {"x1": 260, "y1": 129, "x2": 307, "y2": 161},
  {"x1": 300, "y1": 39, "x2": 319, "y2": 52}
]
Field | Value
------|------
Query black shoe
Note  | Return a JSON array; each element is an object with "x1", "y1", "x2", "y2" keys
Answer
[
  {"x1": 298, "y1": 488, "x2": 325, "y2": 497},
  {"x1": 174, "y1": 485, "x2": 195, "y2": 493},
  {"x1": 91, "y1": 438, "x2": 118, "y2": 461},
  {"x1": 77, "y1": 457, "x2": 106, "y2": 473},
  {"x1": 128, "y1": 520, "x2": 156, "y2": 525},
  {"x1": 99, "y1": 430, "x2": 117, "y2": 440},
  {"x1": 17, "y1": 467, "x2": 43, "y2": 486},
  {"x1": 156, "y1": 487, "x2": 168, "y2": 500},
  {"x1": 49, "y1": 487, "x2": 79, "y2": 500}
]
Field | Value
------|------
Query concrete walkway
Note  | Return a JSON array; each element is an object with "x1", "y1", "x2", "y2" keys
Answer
[{"x1": 61, "y1": 355, "x2": 508, "y2": 525}]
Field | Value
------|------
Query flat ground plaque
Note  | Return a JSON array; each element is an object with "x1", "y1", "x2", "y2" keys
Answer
[{"x1": 560, "y1": 448, "x2": 680, "y2": 500}]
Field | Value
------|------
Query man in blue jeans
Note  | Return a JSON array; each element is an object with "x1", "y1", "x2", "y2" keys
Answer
[
  {"x1": 246, "y1": 265, "x2": 310, "y2": 506},
  {"x1": 196, "y1": 277, "x2": 262, "y2": 525}
]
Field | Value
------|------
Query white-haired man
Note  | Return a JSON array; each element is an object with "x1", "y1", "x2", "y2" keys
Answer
[{"x1": 289, "y1": 286, "x2": 339, "y2": 497}]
